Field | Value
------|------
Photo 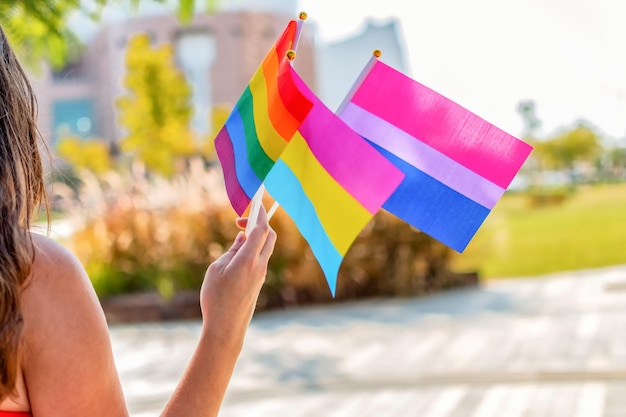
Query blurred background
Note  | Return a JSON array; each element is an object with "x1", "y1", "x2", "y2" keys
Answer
[
  {"x1": 4, "y1": 0, "x2": 626, "y2": 415},
  {"x1": 4, "y1": 0, "x2": 624, "y2": 305}
]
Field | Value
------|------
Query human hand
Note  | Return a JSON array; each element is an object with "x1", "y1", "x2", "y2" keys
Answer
[{"x1": 199, "y1": 206, "x2": 277, "y2": 348}]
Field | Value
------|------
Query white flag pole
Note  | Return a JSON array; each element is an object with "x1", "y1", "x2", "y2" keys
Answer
[
  {"x1": 246, "y1": 191, "x2": 279, "y2": 236},
  {"x1": 336, "y1": 50, "x2": 381, "y2": 116},
  {"x1": 293, "y1": 11, "x2": 307, "y2": 50},
  {"x1": 245, "y1": 184, "x2": 265, "y2": 235},
  {"x1": 267, "y1": 201, "x2": 280, "y2": 219},
  {"x1": 253, "y1": 12, "x2": 307, "y2": 227}
]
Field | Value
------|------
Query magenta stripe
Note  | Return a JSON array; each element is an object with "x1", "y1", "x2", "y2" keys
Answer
[
  {"x1": 341, "y1": 102, "x2": 505, "y2": 209},
  {"x1": 351, "y1": 61, "x2": 533, "y2": 189},
  {"x1": 214, "y1": 127, "x2": 252, "y2": 216},
  {"x1": 289, "y1": 67, "x2": 405, "y2": 214}
]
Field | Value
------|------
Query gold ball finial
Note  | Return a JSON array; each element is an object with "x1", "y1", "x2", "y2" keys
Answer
[
  {"x1": 286, "y1": 50, "x2": 296, "y2": 61},
  {"x1": 299, "y1": 11, "x2": 308, "y2": 20},
  {"x1": 373, "y1": 49, "x2": 382, "y2": 58}
]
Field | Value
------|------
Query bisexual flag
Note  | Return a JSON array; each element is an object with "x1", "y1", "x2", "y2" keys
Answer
[{"x1": 338, "y1": 58, "x2": 533, "y2": 252}]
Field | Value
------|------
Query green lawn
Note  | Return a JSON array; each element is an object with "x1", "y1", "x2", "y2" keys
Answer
[{"x1": 451, "y1": 183, "x2": 626, "y2": 279}]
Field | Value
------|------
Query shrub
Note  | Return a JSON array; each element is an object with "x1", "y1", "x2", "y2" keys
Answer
[
  {"x1": 53, "y1": 158, "x2": 233, "y2": 299},
  {"x1": 260, "y1": 208, "x2": 461, "y2": 309},
  {"x1": 526, "y1": 186, "x2": 573, "y2": 208},
  {"x1": 54, "y1": 162, "x2": 461, "y2": 308}
]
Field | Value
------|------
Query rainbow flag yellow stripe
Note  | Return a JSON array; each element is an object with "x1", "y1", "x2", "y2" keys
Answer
[{"x1": 215, "y1": 20, "x2": 312, "y2": 215}]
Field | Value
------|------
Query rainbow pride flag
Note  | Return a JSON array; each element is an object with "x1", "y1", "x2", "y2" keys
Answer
[
  {"x1": 215, "y1": 20, "x2": 313, "y2": 215},
  {"x1": 338, "y1": 58, "x2": 533, "y2": 252},
  {"x1": 263, "y1": 66, "x2": 405, "y2": 296}
]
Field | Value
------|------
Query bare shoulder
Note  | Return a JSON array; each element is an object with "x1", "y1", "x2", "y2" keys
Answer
[
  {"x1": 21, "y1": 233, "x2": 128, "y2": 417},
  {"x1": 30, "y1": 232, "x2": 92, "y2": 281},
  {"x1": 23, "y1": 233, "x2": 103, "y2": 322},
  {"x1": 30, "y1": 232, "x2": 81, "y2": 268}
]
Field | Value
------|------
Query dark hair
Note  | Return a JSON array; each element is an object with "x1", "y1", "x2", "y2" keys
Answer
[{"x1": 0, "y1": 26, "x2": 48, "y2": 399}]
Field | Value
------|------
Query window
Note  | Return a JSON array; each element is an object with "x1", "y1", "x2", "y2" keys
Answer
[
  {"x1": 175, "y1": 30, "x2": 217, "y2": 135},
  {"x1": 52, "y1": 98, "x2": 97, "y2": 142}
]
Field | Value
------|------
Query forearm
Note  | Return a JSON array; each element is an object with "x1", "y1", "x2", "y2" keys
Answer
[
  {"x1": 160, "y1": 328, "x2": 244, "y2": 417},
  {"x1": 160, "y1": 214, "x2": 275, "y2": 417}
]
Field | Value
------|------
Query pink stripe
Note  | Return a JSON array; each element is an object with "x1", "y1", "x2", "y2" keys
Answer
[
  {"x1": 351, "y1": 61, "x2": 533, "y2": 189},
  {"x1": 214, "y1": 128, "x2": 251, "y2": 216},
  {"x1": 341, "y1": 102, "x2": 505, "y2": 209},
  {"x1": 289, "y1": 67, "x2": 404, "y2": 214}
]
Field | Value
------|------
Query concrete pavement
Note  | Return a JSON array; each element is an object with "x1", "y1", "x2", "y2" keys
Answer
[{"x1": 110, "y1": 265, "x2": 626, "y2": 416}]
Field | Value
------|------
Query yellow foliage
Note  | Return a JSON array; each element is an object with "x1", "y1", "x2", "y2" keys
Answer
[
  {"x1": 200, "y1": 103, "x2": 232, "y2": 160},
  {"x1": 209, "y1": 103, "x2": 232, "y2": 140},
  {"x1": 56, "y1": 136, "x2": 111, "y2": 175},
  {"x1": 116, "y1": 34, "x2": 195, "y2": 177}
]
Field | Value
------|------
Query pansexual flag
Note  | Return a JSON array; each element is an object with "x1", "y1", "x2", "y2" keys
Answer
[
  {"x1": 215, "y1": 20, "x2": 313, "y2": 215},
  {"x1": 263, "y1": 65, "x2": 405, "y2": 296},
  {"x1": 338, "y1": 59, "x2": 533, "y2": 252}
]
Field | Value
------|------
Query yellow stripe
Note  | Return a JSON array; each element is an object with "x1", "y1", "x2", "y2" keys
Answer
[
  {"x1": 281, "y1": 132, "x2": 372, "y2": 255},
  {"x1": 248, "y1": 60, "x2": 289, "y2": 162}
]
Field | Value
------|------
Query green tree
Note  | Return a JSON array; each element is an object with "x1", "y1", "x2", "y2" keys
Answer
[
  {"x1": 609, "y1": 147, "x2": 626, "y2": 167},
  {"x1": 1, "y1": 0, "x2": 219, "y2": 67},
  {"x1": 0, "y1": 0, "x2": 85, "y2": 68},
  {"x1": 536, "y1": 123, "x2": 601, "y2": 171},
  {"x1": 604, "y1": 146, "x2": 626, "y2": 180},
  {"x1": 116, "y1": 33, "x2": 195, "y2": 177}
]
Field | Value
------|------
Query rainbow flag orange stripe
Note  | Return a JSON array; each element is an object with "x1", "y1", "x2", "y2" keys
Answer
[{"x1": 215, "y1": 20, "x2": 313, "y2": 215}]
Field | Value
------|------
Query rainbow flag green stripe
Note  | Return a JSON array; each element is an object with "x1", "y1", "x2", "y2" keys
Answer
[
  {"x1": 236, "y1": 86, "x2": 275, "y2": 181},
  {"x1": 215, "y1": 20, "x2": 313, "y2": 215}
]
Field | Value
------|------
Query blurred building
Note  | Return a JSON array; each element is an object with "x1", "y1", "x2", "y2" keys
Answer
[
  {"x1": 316, "y1": 18, "x2": 410, "y2": 111},
  {"x1": 32, "y1": 7, "x2": 410, "y2": 146},
  {"x1": 33, "y1": 8, "x2": 316, "y2": 144}
]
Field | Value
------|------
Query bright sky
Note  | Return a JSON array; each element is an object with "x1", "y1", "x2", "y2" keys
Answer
[
  {"x1": 299, "y1": 0, "x2": 626, "y2": 142},
  {"x1": 76, "y1": 0, "x2": 626, "y2": 142}
]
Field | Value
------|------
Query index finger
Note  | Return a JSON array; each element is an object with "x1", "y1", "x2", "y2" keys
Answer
[{"x1": 237, "y1": 205, "x2": 271, "y2": 255}]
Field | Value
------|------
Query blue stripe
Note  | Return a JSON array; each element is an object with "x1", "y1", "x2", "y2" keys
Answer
[
  {"x1": 371, "y1": 143, "x2": 491, "y2": 252},
  {"x1": 265, "y1": 160, "x2": 342, "y2": 296},
  {"x1": 224, "y1": 107, "x2": 263, "y2": 200}
]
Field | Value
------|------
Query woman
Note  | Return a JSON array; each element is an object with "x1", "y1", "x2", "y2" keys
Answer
[{"x1": 0, "y1": 26, "x2": 276, "y2": 416}]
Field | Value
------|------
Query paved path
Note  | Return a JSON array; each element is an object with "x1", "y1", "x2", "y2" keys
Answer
[{"x1": 110, "y1": 265, "x2": 626, "y2": 416}]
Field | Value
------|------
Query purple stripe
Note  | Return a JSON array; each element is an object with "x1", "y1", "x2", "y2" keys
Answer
[
  {"x1": 214, "y1": 127, "x2": 252, "y2": 216},
  {"x1": 340, "y1": 102, "x2": 505, "y2": 209}
]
